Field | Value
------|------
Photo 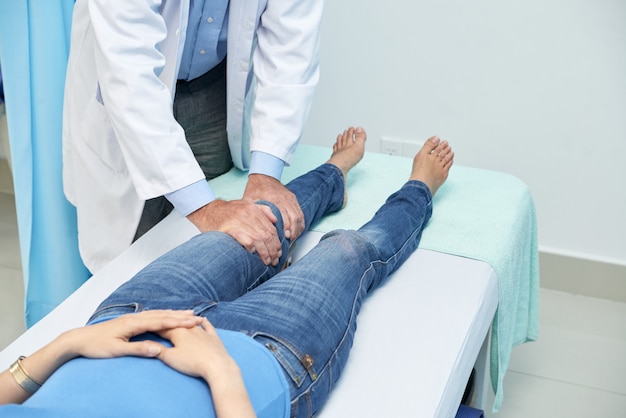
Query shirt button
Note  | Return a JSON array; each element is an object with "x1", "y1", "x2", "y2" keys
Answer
[
  {"x1": 207, "y1": 16, "x2": 214, "y2": 23},
  {"x1": 199, "y1": 49, "x2": 207, "y2": 55}
]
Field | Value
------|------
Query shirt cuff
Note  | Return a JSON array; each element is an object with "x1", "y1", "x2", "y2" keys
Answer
[
  {"x1": 249, "y1": 151, "x2": 285, "y2": 180},
  {"x1": 165, "y1": 180, "x2": 216, "y2": 217}
]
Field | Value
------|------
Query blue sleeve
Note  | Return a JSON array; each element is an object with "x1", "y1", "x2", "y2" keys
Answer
[
  {"x1": 249, "y1": 151, "x2": 285, "y2": 180},
  {"x1": 165, "y1": 179, "x2": 216, "y2": 216}
]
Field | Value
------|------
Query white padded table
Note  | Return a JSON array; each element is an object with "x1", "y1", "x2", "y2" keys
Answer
[
  {"x1": 0, "y1": 211, "x2": 497, "y2": 418},
  {"x1": 294, "y1": 232, "x2": 498, "y2": 418}
]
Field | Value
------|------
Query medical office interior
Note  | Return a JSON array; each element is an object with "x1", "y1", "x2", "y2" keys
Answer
[{"x1": 1, "y1": 0, "x2": 625, "y2": 417}]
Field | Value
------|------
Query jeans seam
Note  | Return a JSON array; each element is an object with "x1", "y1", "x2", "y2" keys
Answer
[
  {"x1": 290, "y1": 220, "x2": 427, "y2": 410},
  {"x1": 290, "y1": 252, "x2": 373, "y2": 407},
  {"x1": 297, "y1": 165, "x2": 344, "y2": 213}
]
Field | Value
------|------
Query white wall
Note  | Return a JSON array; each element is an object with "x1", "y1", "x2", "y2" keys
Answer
[{"x1": 302, "y1": 0, "x2": 626, "y2": 266}]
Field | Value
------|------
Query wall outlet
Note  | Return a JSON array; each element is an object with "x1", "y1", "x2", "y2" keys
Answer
[
  {"x1": 380, "y1": 137, "x2": 403, "y2": 156},
  {"x1": 380, "y1": 136, "x2": 423, "y2": 158},
  {"x1": 401, "y1": 140, "x2": 424, "y2": 157}
]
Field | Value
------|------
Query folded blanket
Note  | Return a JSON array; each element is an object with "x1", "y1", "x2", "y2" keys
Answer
[{"x1": 210, "y1": 145, "x2": 540, "y2": 411}]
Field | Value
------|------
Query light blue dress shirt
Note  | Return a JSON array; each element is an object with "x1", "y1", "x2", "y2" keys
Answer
[
  {"x1": 168, "y1": 0, "x2": 285, "y2": 217},
  {"x1": 177, "y1": 0, "x2": 229, "y2": 82}
]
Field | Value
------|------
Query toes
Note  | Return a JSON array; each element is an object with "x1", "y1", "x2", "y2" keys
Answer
[
  {"x1": 425, "y1": 136, "x2": 441, "y2": 153},
  {"x1": 337, "y1": 130, "x2": 345, "y2": 146},
  {"x1": 335, "y1": 134, "x2": 344, "y2": 149},
  {"x1": 443, "y1": 150, "x2": 455, "y2": 165},
  {"x1": 335, "y1": 127, "x2": 367, "y2": 149},
  {"x1": 354, "y1": 127, "x2": 367, "y2": 142},
  {"x1": 433, "y1": 140, "x2": 449, "y2": 157},
  {"x1": 345, "y1": 127, "x2": 355, "y2": 144}
]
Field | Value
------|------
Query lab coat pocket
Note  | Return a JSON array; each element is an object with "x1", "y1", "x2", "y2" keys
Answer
[{"x1": 80, "y1": 90, "x2": 128, "y2": 176}]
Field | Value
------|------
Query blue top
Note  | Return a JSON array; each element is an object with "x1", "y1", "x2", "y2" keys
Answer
[{"x1": 1, "y1": 330, "x2": 290, "y2": 417}]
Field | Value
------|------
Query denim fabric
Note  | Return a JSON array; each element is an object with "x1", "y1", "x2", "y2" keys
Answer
[
  {"x1": 92, "y1": 163, "x2": 345, "y2": 320},
  {"x1": 90, "y1": 164, "x2": 432, "y2": 418}
]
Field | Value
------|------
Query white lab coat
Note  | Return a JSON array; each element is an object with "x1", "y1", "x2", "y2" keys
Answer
[{"x1": 62, "y1": 0, "x2": 323, "y2": 273}]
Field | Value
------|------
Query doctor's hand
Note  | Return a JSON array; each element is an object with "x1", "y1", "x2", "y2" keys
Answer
[
  {"x1": 186, "y1": 198, "x2": 282, "y2": 266},
  {"x1": 243, "y1": 174, "x2": 305, "y2": 241}
]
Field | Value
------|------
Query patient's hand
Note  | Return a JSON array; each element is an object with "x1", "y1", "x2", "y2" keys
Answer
[
  {"x1": 186, "y1": 198, "x2": 282, "y2": 266},
  {"x1": 68, "y1": 310, "x2": 203, "y2": 359},
  {"x1": 157, "y1": 318, "x2": 233, "y2": 381},
  {"x1": 158, "y1": 318, "x2": 256, "y2": 418},
  {"x1": 0, "y1": 310, "x2": 203, "y2": 405}
]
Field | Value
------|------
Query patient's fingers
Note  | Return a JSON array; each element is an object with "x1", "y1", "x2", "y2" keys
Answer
[
  {"x1": 115, "y1": 340, "x2": 167, "y2": 357},
  {"x1": 157, "y1": 318, "x2": 233, "y2": 380},
  {"x1": 71, "y1": 310, "x2": 202, "y2": 358},
  {"x1": 120, "y1": 310, "x2": 203, "y2": 334}
]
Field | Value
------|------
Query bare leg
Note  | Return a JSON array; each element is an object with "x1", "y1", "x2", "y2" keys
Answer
[
  {"x1": 326, "y1": 126, "x2": 367, "y2": 207},
  {"x1": 409, "y1": 136, "x2": 454, "y2": 196}
]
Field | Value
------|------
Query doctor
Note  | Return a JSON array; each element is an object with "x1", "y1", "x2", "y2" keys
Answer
[{"x1": 62, "y1": 0, "x2": 323, "y2": 273}]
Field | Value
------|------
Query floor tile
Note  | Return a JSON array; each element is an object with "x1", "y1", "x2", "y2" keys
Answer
[
  {"x1": 0, "y1": 220, "x2": 21, "y2": 270},
  {"x1": 509, "y1": 326, "x2": 626, "y2": 394},
  {"x1": 0, "y1": 266, "x2": 25, "y2": 351},
  {"x1": 0, "y1": 191, "x2": 17, "y2": 226},
  {"x1": 508, "y1": 290, "x2": 626, "y2": 394},
  {"x1": 486, "y1": 371, "x2": 626, "y2": 418},
  {"x1": 541, "y1": 289, "x2": 626, "y2": 340},
  {"x1": 0, "y1": 159, "x2": 12, "y2": 194}
]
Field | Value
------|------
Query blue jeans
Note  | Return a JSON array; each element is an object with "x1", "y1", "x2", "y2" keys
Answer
[{"x1": 90, "y1": 164, "x2": 433, "y2": 418}]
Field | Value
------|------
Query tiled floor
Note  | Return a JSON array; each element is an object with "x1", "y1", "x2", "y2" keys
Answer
[
  {"x1": 0, "y1": 158, "x2": 625, "y2": 416},
  {"x1": 484, "y1": 290, "x2": 626, "y2": 417},
  {"x1": 0, "y1": 159, "x2": 25, "y2": 351}
]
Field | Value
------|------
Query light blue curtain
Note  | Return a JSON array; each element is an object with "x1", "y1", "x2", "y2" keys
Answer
[{"x1": 0, "y1": 0, "x2": 90, "y2": 327}]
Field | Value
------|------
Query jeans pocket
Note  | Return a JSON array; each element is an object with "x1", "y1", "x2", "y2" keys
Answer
[
  {"x1": 88, "y1": 302, "x2": 143, "y2": 324},
  {"x1": 251, "y1": 333, "x2": 317, "y2": 389},
  {"x1": 193, "y1": 301, "x2": 218, "y2": 316}
]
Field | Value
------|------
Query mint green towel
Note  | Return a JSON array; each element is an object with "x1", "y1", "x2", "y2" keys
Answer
[{"x1": 210, "y1": 145, "x2": 540, "y2": 412}]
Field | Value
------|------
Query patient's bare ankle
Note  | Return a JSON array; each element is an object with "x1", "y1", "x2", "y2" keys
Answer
[
  {"x1": 409, "y1": 136, "x2": 454, "y2": 196},
  {"x1": 327, "y1": 126, "x2": 367, "y2": 206}
]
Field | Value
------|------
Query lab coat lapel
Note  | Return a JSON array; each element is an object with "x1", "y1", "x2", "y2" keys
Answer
[
  {"x1": 158, "y1": 0, "x2": 190, "y2": 93},
  {"x1": 226, "y1": 0, "x2": 266, "y2": 169}
]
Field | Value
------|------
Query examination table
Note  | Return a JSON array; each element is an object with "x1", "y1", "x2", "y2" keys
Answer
[{"x1": 0, "y1": 145, "x2": 539, "y2": 416}]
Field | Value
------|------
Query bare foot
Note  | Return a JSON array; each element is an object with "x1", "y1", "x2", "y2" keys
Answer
[
  {"x1": 327, "y1": 126, "x2": 367, "y2": 207},
  {"x1": 409, "y1": 136, "x2": 454, "y2": 196}
]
